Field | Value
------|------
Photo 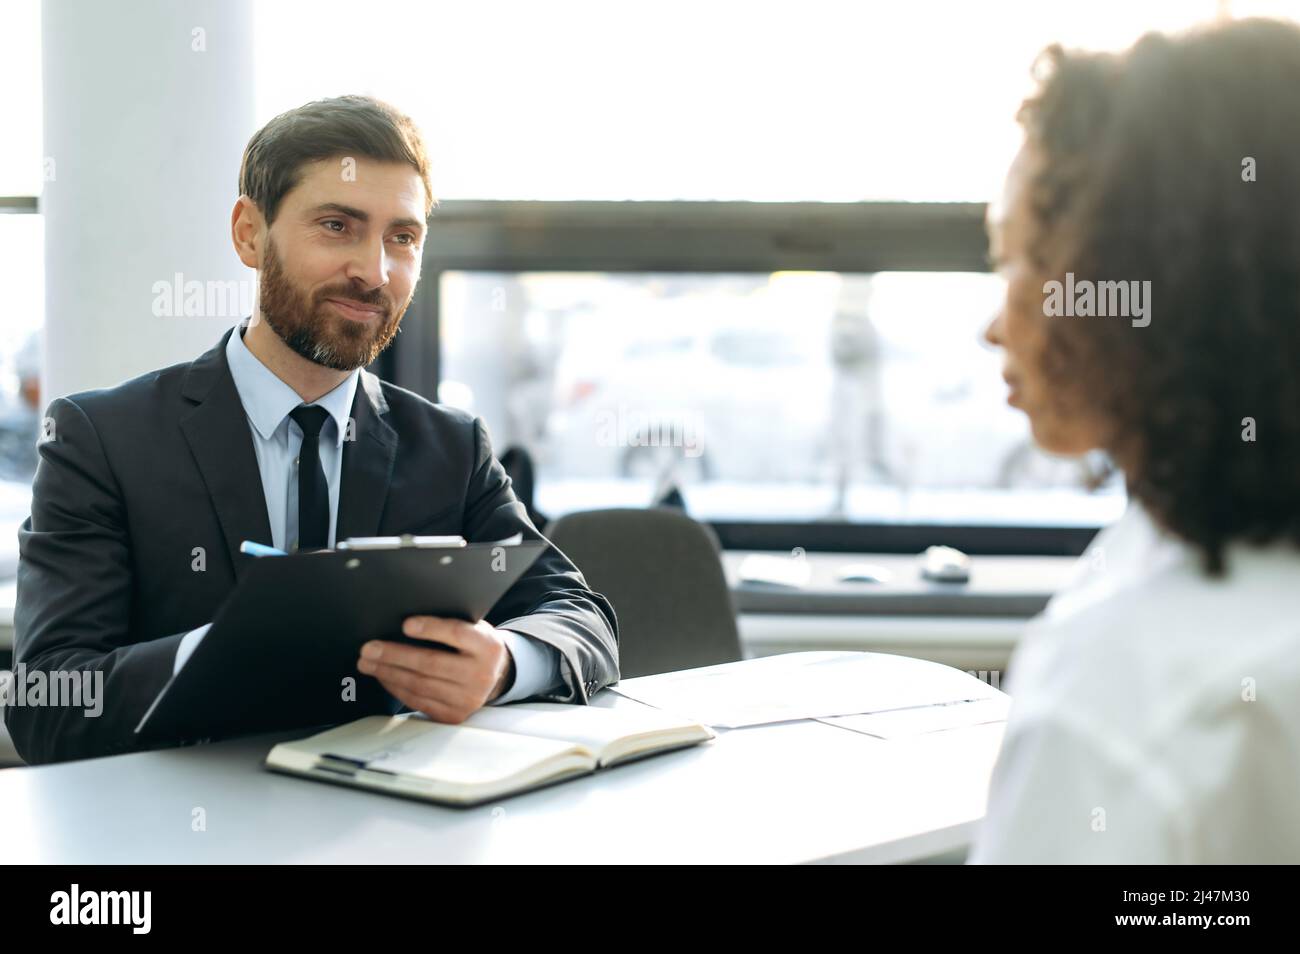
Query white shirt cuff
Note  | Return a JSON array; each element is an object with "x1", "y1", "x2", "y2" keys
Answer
[
  {"x1": 491, "y1": 629, "x2": 562, "y2": 705},
  {"x1": 173, "y1": 623, "x2": 212, "y2": 675}
]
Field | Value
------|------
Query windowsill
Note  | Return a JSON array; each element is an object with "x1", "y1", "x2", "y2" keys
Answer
[
  {"x1": 724, "y1": 550, "x2": 1075, "y2": 618},
  {"x1": 725, "y1": 550, "x2": 1074, "y2": 675}
]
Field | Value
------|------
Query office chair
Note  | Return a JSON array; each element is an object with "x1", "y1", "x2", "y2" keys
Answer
[
  {"x1": 500, "y1": 445, "x2": 547, "y2": 530},
  {"x1": 544, "y1": 507, "x2": 743, "y2": 679}
]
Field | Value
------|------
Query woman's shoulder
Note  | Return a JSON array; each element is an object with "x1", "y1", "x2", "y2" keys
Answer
[{"x1": 1007, "y1": 512, "x2": 1300, "y2": 761}]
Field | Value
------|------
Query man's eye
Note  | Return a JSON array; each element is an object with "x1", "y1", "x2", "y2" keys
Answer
[
  {"x1": 323, "y1": 220, "x2": 346, "y2": 233},
  {"x1": 392, "y1": 233, "x2": 415, "y2": 246}
]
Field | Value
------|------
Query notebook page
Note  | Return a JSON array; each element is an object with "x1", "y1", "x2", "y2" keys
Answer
[
  {"x1": 460, "y1": 702, "x2": 709, "y2": 759},
  {"x1": 293, "y1": 715, "x2": 592, "y2": 786}
]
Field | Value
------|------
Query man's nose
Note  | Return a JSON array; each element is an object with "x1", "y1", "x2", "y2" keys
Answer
[{"x1": 346, "y1": 235, "x2": 390, "y2": 291}]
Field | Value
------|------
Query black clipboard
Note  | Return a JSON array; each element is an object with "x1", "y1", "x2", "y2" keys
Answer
[{"x1": 135, "y1": 537, "x2": 546, "y2": 746}]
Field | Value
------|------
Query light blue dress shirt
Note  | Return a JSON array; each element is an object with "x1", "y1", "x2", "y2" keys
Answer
[{"x1": 172, "y1": 323, "x2": 560, "y2": 706}]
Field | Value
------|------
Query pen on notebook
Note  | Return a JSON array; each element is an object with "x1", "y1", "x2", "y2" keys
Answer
[{"x1": 240, "y1": 540, "x2": 287, "y2": 557}]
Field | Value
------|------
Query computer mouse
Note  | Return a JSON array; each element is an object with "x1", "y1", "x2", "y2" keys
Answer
[{"x1": 920, "y1": 545, "x2": 971, "y2": 583}]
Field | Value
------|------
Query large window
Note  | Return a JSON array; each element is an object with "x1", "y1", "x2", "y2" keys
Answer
[
  {"x1": 0, "y1": 214, "x2": 43, "y2": 485},
  {"x1": 398, "y1": 199, "x2": 1108, "y2": 553},
  {"x1": 1, "y1": 0, "x2": 44, "y2": 579},
  {"x1": 440, "y1": 269, "x2": 1123, "y2": 530}
]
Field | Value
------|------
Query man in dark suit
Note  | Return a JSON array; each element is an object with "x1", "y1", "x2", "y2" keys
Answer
[{"x1": 6, "y1": 95, "x2": 619, "y2": 765}]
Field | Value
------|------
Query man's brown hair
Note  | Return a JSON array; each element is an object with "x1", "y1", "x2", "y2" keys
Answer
[{"x1": 238, "y1": 94, "x2": 435, "y2": 224}]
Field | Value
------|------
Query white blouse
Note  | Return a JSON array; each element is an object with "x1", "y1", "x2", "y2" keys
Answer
[{"x1": 969, "y1": 502, "x2": 1300, "y2": 863}]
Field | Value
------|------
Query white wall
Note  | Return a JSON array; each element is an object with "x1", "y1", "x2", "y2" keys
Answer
[{"x1": 41, "y1": 0, "x2": 255, "y2": 401}]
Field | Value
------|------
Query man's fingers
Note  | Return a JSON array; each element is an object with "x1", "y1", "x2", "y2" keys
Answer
[
  {"x1": 401, "y1": 616, "x2": 476, "y2": 651},
  {"x1": 361, "y1": 619, "x2": 505, "y2": 716},
  {"x1": 359, "y1": 640, "x2": 476, "y2": 680},
  {"x1": 359, "y1": 654, "x2": 466, "y2": 690},
  {"x1": 383, "y1": 681, "x2": 468, "y2": 724},
  {"x1": 369, "y1": 662, "x2": 469, "y2": 709}
]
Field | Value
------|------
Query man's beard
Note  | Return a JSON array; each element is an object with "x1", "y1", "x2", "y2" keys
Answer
[{"x1": 256, "y1": 238, "x2": 407, "y2": 371}]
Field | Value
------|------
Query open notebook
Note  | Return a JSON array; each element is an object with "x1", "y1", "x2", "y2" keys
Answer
[{"x1": 265, "y1": 702, "x2": 716, "y2": 806}]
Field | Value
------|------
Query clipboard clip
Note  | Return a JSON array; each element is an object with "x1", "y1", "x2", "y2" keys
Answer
[
  {"x1": 337, "y1": 534, "x2": 467, "y2": 551},
  {"x1": 336, "y1": 532, "x2": 525, "y2": 551}
]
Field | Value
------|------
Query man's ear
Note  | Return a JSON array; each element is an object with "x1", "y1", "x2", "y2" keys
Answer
[{"x1": 231, "y1": 195, "x2": 264, "y2": 269}]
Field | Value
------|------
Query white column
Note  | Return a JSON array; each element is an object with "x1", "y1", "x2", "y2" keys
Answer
[{"x1": 41, "y1": 0, "x2": 255, "y2": 400}]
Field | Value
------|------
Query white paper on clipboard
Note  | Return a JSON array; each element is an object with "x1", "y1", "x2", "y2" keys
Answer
[{"x1": 338, "y1": 532, "x2": 524, "y2": 550}]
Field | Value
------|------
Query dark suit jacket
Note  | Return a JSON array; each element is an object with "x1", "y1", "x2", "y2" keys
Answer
[{"x1": 7, "y1": 323, "x2": 619, "y2": 765}]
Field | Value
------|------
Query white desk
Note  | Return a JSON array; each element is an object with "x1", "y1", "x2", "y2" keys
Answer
[{"x1": 0, "y1": 687, "x2": 1004, "y2": 864}]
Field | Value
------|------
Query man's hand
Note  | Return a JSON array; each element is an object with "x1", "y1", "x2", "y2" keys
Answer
[{"x1": 356, "y1": 617, "x2": 515, "y2": 723}]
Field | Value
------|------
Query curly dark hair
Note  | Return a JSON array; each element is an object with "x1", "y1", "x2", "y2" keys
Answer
[{"x1": 1016, "y1": 17, "x2": 1300, "y2": 575}]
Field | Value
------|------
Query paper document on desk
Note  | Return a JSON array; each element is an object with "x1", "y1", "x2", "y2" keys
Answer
[
  {"x1": 608, "y1": 651, "x2": 1003, "y2": 728},
  {"x1": 817, "y1": 696, "x2": 1011, "y2": 739}
]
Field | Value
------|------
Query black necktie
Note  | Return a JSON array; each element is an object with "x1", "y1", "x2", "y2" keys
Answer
[{"x1": 289, "y1": 405, "x2": 331, "y2": 552}]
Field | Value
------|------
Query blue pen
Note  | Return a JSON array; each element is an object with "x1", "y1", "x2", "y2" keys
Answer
[{"x1": 240, "y1": 540, "x2": 288, "y2": 557}]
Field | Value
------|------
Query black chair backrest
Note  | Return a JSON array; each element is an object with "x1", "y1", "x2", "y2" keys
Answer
[
  {"x1": 499, "y1": 445, "x2": 545, "y2": 529},
  {"x1": 544, "y1": 508, "x2": 742, "y2": 679}
]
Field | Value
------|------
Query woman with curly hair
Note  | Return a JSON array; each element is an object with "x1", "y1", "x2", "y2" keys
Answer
[{"x1": 971, "y1": 17, "x2": 1300, "y2": 863}]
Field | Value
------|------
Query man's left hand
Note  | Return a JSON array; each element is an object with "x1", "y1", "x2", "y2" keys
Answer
[{"x1": 357, "y1": 616, "x2": 515, "y2": 722}]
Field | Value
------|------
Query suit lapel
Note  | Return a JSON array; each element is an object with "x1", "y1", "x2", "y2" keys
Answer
[
  {"x1": 178, "y1": 322, "x2": 399, "y2": 573},
  {"x1": 179, "y1": 324, "x2": 275, "y2": 579}
]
